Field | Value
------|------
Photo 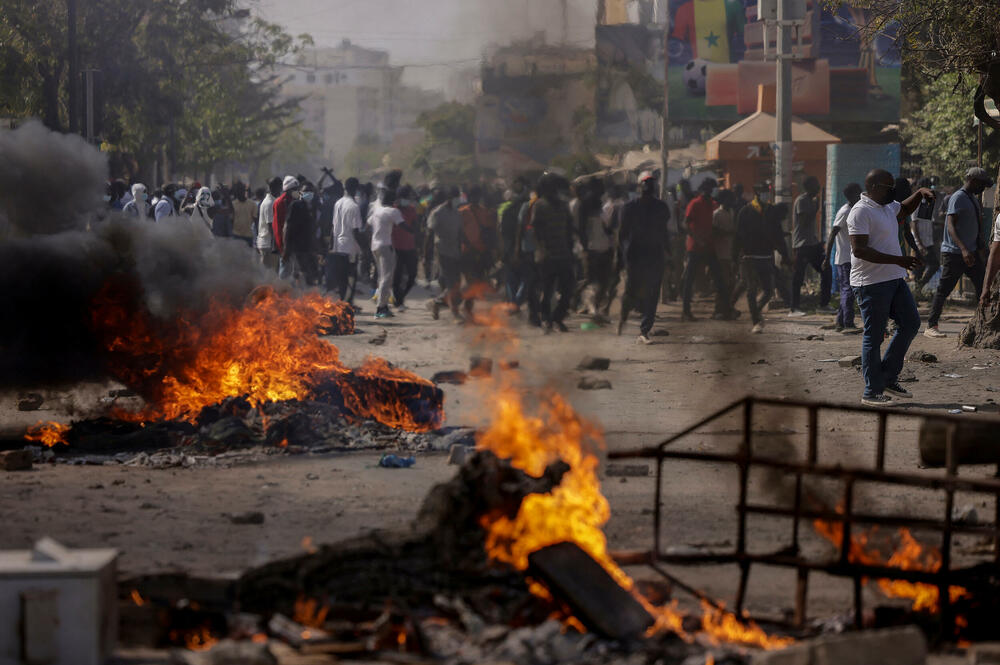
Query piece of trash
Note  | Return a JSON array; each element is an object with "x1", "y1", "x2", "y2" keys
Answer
[
  {"x1": 690, "y1": 336, "x2": 706, "y2": 343},
  {"x1": 817, "y1": 358, "x2": 840, "y2": 363},
  {"x1": 943, "y1": 373, "x2": 964, "y2": 379},
  {"x1": 580, "y1": 321, "x2": 600, "y2": 331},
  {"x1": 973, "y1": 366, "x2": 989, "y2": 370},
  {"x1": 378, "y1": 454, "x2": 415, "y2": 468},
  {"x1": 948, "y1": 409, "x2": 963, "y2": 414},
  {"x1": 963, "y1": 405, "x2": 978, "y2": 413}
]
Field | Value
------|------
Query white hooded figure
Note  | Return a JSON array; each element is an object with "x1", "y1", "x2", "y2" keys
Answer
[
  {"x1": 121, "y1": 183, "x2": 149, "y2": 218},
  {"x1": 186, "y1": 186, "x2": 214, "y2": 234}
]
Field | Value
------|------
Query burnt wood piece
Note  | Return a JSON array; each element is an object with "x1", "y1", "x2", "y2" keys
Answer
[
  {"x1": 527, "y1": 542, "x2": 653, "y2": 640},
  {"x1": 918, "y1": 420, "x2": 1000, "y2": 467}
]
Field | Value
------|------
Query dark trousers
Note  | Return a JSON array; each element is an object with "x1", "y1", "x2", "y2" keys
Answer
[
  {"x1": 855, "y1": 279, "x2": 920, "y2": 397},
  {"x1": 517, "y1": 258, "x2": 541, "y2": 323},
  {"x1": 288, "y1": 251, "x2": 318, "y2": 286},
  {"x1": 928, "y1": 252, "x2": 986, "y2": 328},
  {"x1": 392, "y1": 249, "x2": 418, "y2": 306},
  {"x1": 621, "y1": 258, "x2": 664, "y2": 336},
  {"x1": 326, "y1": 253, "x2": 356, "y2": 302},
  {"x1": 741, "y1": 257, "x2": 774, "y2": 325},
  {"x1": 682, "y1": 250, "x2": 728, "y2": 315},
  {"x1": 835, "y1": 262, "x2": 856, "y2": 328},
  {"x1": 579, "y1": 249, "x2": 615, "y2": 313},
  {"x1": 914, "y1": 246, "x2": 940, "y2": 288},
  {"x1": 539, "y1": 257, "x2": 575, "y2": 325},
  {"x1": 791, "y1": 242, "x2": 832, "y2": 310}
]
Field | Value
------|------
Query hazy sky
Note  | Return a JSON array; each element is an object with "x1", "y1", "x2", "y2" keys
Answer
[{"x1": 254, "y1": 0, "x2": 596, "y2": 92}]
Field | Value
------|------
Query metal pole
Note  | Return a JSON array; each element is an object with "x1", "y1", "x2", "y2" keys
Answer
[
  {"x1": 67, "y1": 0, "x2": 80, "y2": 134},
  {"x1": 84, "y1": 69, "x2": 95, "y2": 143},
  {"x1": 660, "y1": 19, "x2": 670, "y2": 200},
  {"x1": 774, "y1": 0, "x2": 793, "y2": 206}
]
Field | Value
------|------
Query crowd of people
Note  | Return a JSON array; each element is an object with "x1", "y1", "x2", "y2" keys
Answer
[{"x1": 106, "y1": 161, "x2": 1000, "y2": 403}]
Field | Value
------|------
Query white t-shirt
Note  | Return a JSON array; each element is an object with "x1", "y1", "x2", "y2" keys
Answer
[
  {"x1": 847, "y1": 194, "x2": 907, "y2": 287},
  {"x1": 992, "y1": 213, "x2": 1000, "y2": 243},
  {"x1": 256, "y1": 193, "x2": 275, "y2": 250},
  {"x1": 371, "y1": 206, "x2": 403, "y2": 252},
  {"x1": 831, "y1": 202, "x2": 853, "y2": 266},
  {"x1": 331, "y1": 195, "x2": 363, "y2": 257}
]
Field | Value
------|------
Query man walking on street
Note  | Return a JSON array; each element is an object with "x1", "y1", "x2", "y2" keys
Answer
[
  {"x1": 618, "y1": 171, "x2": 670, "y2": 343},
  {"x1": 924, "y1": 167, "x2": 992, "y2": 338},
  {"x1": 681, "y1": 179, "x2": 731, "y2": 321},
  {"x1": 822, "y1": 183, "x2": 862, "y2": 331},
  {"x1": 371, "y1": 189, "x2": 403, "y2": 319},
  {"x1": 789, "y1": 176, "x2": 832, "y2": 316},
  {"x1": 426, "y1": 187, "x2": 465, "y2": 322},
  {"x1": 848, "y1": 169, "x2": 931, "y2": 406},
  {"x1": 735, "y1": 185, "x2": 788, "y2": 334},
  {"x1": 532, "y1": 173, "x2": 576, "y2": 333},
  {"x1": 910, "y1": 177, "x2": 940, "y2": 292},
  {"x1": 329, "y1": 177, "x2": 364, "y2": 303}
]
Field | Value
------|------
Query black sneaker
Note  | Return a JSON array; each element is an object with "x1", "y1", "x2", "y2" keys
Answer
[
  {"x1": 861, "y1": 393, "x2": 892, "y2": 406},
  {"x1": 555, "y1": 321, "x2": 569, "y2": 333},
  {"x1": 884, "y1": 383, "x2": 913, "y2": 398}
]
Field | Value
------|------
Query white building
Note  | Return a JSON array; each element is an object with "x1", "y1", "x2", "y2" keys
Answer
[{"x1": 276, "y1": 41, "x2": 440, "y2": 172}]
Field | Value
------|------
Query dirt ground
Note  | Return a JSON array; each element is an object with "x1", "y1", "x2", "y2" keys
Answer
[{"x1": 3, "y1": 282, "x2": 1000, "y2": 627}]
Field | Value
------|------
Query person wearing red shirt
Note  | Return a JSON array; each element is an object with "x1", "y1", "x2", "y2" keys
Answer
[
  {"x1": 681, "y1": 178, "x2": 733, "y2": 321},
  {"x1": 458, "y1": 184, "x2": 497, "y2": 319},
  {"x1": 272, "y1": 175, "x2": 299, "y2": 279}
]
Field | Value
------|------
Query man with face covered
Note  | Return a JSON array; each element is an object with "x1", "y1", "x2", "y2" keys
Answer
[
  {"x1": 273, "y1": 176, "x2": 299, "y2": 279},
  {"x1": 153, "y1": 184, "x2": 178, "y2": 221},
  {"x1": 847, "y1": 168, "x2": 932, "y2": 405},
  {"x1": 282, "y1": 182, "x2": 320, "y2": 286},
  {"x1": 617, "y1": 171, "x2": 670, "y2": 343},
  {"x1": 122, "y1": 183, "x2": 149, "y2": 218},
  {"x1": 186, "y1": 186, "x2": 214, "y2": 234},
  {"x1": 924, "y1": 167, "x2": 993, "y2": 338}
]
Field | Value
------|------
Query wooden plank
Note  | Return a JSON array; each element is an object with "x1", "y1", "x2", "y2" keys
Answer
[{"x1": 527, "y1": 542, "x2": 653, "y2": 639}]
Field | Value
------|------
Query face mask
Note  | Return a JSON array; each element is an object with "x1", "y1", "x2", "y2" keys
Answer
[
  {"x1": 452, "y1": 197, "x2": 463, "y2": 207},
  {"x1": 400, "y1": 198, "x2": 413, "y2": 207},
  {"x1": 302, "y1": 191, "x2": 314, "y2": 202},
  {"x1": 198, "y1": 196, "x2": 211, "y2": 208},
  {"x1": 103, "y1": 194, "x2": 111, "y2": 202},
  {"x1": 140, "y1": 192, "x2": 148, "y2": 202}
]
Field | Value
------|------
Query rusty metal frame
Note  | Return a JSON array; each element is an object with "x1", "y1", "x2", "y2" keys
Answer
[{"x1": 609, "y1": 395, "x2": 1000, "y2": 632}]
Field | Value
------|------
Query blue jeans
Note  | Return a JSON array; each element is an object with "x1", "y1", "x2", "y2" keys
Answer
[
  {"x1": 836, "y1": 263, "x2": 855, "y2": 328},
  {"x1": 853, "y1": 278, "x2": 920, "y2": 398}
]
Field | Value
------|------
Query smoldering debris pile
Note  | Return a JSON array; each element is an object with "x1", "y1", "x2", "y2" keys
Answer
[{"x1": 123, "y1": 451, "x2": 721, "y2": 665}]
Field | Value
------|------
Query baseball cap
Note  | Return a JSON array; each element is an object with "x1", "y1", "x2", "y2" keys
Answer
[
  {"x1": 638, "y1": 170, "x2": 656, "y2": 182},
  {"x1": 965, "y1": 167, "x2": 994, "y2": 185}
]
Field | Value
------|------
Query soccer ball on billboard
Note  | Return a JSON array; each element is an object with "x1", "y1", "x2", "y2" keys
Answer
[{"x1": 682, "y1": 59, "x2": 708, "y2": 96}]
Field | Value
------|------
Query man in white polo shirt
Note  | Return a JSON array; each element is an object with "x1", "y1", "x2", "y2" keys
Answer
[{"x1": 848, "y1": 169, "x2": 934, "y2": 406}]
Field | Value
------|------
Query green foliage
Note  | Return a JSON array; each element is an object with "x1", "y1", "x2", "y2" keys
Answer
[
  {"x1": 411, "y1": 102, "x2": 480, "y2": 184},
  {"x1": 344, "y1": 134, "x2": 388, "y2": 179},
  {"x1": 901, "y1": 73, "x2": 1000, "y2": 181},
  {"x1": 0, "y1": 0, "x2": 309, "y2": 179}
]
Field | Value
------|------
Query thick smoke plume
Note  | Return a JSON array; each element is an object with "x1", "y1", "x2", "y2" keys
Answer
[{"x1": 0, "y1": 122, "x2": 276, "y2": 387}]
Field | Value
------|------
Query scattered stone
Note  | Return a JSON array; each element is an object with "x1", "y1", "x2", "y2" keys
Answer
[
  {"x1": 469, "y1": 356, "x2": 493, "y2": 377},
  {"x1": 16, "y1": 393, "x2": 44, "y2": 411},
  {"x1": 953, "y1": 504, "x2": 979, "y2": 524},
  {"x1": 139, "y1": 502, "x2": 157, "y2": 510},
  {"x1": 751, "y1": 625, "x2": 925, "y2": 665},
  {"x1": 577, "y1": 356, "x2": 611, "y2": 371},
  {"x1": 0, "y1": 449, "x2": 32, "y2": 471},
  {"x1": 577, "y1": 376, "x2": 612, "y2": 390},
  {"x1": 838, "y1": 355, "x2": 862, "y2": 368},
  {"x1": 606, "y1": 464, "x2": 649, "y2": 477},
  {"x1": 305, "y1": 473, "x2": 319, "y2": 480},
  {"x1": 431, "y1": 370, "x2": 467, "y2": 385},
  {"x1": 802, "y1": 334, "x2": 824, "y2": 341},
  {"x1": 908, "y1": 350, "x2": 938, "y2": 363},
  {"x1": 818, "y1": 323, "x2": 839, "y2": 330},
  {"x1": 651, "y1": 328, "x2": 670, "y2": 337},
  {"x1": 368, "y1": 328, "x2": 387, "y2": 346},
  {"x1": 447, "y1": 443, "x2": 469, "y2": 466},
  {"x1": 228, "y1": 511, "x2": 265, "y2": 525}
]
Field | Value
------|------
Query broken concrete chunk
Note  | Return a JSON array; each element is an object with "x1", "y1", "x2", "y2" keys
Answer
[
  {"x1": 751, "y1": 625, "x2": 926, "y2": 665},
  {"x1": 577, "y1": 376, "x2": 612, "y2": 390},
  {"x1": 228, "y1": 511, "x2": 265, "y2": 525},
  {"x1": 447, "y1": 443, "x2": 468, "y2": 466},
  {"x1": 577, "y1": 356, "x2": 611, "y2": 371},
  {"x1": 0, "y1": 449, "x2": 32, "y2": 471},
  {"x1": 606, "y1": 464, "x2": 649, "y2": 477},
  {"x1": 469, "y1": 356, "x2": 493, "y2": 377},
  {"x1": 908, "y1": 350, "x2": 938, "y2": 363},
  {"x1": 838, "y1": 355, "x2": 862, "y2": 368},
  {"x1": 431, "y1": 370, "x2": 467, "y2": 385}
]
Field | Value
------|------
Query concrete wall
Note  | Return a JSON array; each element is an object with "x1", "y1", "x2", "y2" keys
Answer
[{"x1": 826, "y1": 143, "x2": 901, "y2": 230}]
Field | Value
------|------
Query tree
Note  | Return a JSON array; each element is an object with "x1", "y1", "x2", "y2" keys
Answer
[
  {"x1": 411, "y1": 102, "x2": 481, "y2": 184},
  {"x1": 901, "y1": 73, "x2": 1000, "y2": 181},
  {"x1": 0, "y1": 0, "x2": 310, "y2": 182}
]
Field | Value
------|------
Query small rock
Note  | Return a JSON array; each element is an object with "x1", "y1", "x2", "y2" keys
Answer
[
  {"x1": 16, "y1": 393, "x2": 44, "y2": 411},
  {"x1": 651, "y1": 328, "x2": 670, "y2": 337},
  {"x1": 953, "y1": 504, "x2": 978, "y2": 524},
  {"x1": 577, "y1": 356, "x2": 611, "y2": 371},
  {"x1": 469, "y1": 356, "x2": 493, "y2": 377},
  {"x1": 499, "y1": 359, "x2": 520, "y2": 370},
  {"x1": 139, "y1": 502, "x2": 157, "y2": 510},
  {"x1": 305, "y1": 473, "x2": 319, "y2": 480},
  {"x1": 447, "y1": 443, "x2": 468, "y2": 466},
  {"x1": 577, "y1": 376, "x2": 612, "y2": 390},
  {"x1": 908, "y1": 350, "x2": 938, "y2": 363},
  {"x1": 606, "y1": 464, "x2": 649, "y2": 477},
  {"x1": 0, "y1": 449, "x2": 33, "y2": 471},
  {"x1": 228, "y1": 511, "x2": 265, "y2": 525},
  {"x1": 838, "y1": 355, "x2": 862, "y2": 368},
  {"x1": 431, "y1": 370, "x2": 467, "y2": 385},
  {"x1": 368, "y1": 328, "x2": 387, "y2": 346}
]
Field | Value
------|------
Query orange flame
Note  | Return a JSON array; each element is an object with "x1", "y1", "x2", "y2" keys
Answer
[
  {"x1": 24, "y1": 421, "x2": 70, "y2": 447},
  {"x1": 813, "y1": 517, "x2": 968, "y2": 613},
  {"x1": 130, "y1": 589, "x2": 146, "y2": 606},
  {"x1": 293, "y1": 595, "x2": 329, "y2": 629},
  {"x1": 476, "y1": 384, "x2": 793, "y2": 650},
  {"x1": 169, "y1": 625, "x2": 218, "y2": 651},
  {"x1": 88, "y1": 282, "x2": 439, "y2": 431}
]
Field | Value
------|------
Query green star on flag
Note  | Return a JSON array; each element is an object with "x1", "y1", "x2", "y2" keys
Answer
[{"x1": 705, "y1": 31, "x2": 720, "y2": 48}]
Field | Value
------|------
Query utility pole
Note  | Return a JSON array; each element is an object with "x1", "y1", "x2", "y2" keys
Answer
[
  {"x1": 660, "y1": 17, "x2": 670, "y2": 201},
  {"x1": 67, "y1": 0, "x2": 80, "y2": 134},
  {"x1": 773, "y1": 0, "x2": 794, "y2": 206},
  {"x1": 84, "y1": 69, "x2": 96, "y2": 142}
]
